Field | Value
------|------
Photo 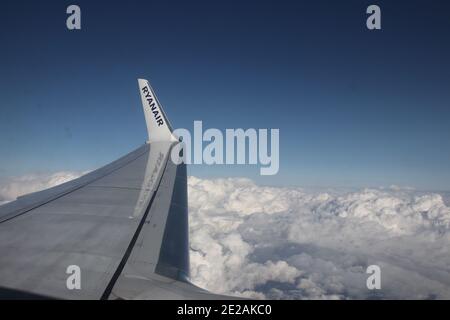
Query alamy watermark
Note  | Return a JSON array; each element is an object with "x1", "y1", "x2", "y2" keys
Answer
[
  {"x1": 366, "y1": 5, "x2": 381, "y2": 30},
  {"x1": 170, "y1": 121, "x2": 279, "y2": 175},
  {"x1": 66, "y1": 4, "x2": 381, "y2": 32},
  {"x1": 66, "y1": 265, "x2": 81, "y2": 290},
  {"x1": 66, "y1": 5, "x2": 81, "y2": 30},
  {"x1": 366, "y1": 265, "x2": 381, "y2": 290}
]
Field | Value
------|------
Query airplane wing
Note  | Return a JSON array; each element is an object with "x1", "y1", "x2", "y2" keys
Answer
[{"x1": 0, "y1": 79, "x2": 232, "y2": 300}]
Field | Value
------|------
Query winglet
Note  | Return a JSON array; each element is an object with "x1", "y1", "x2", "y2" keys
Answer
[{"x1": 138, "y1": 79, "x2": 178, "y2": 143}]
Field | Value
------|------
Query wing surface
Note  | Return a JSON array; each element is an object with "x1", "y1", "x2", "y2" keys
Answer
[{"x1": 0, "y1": 79, "x2": 236, "y2": 300}]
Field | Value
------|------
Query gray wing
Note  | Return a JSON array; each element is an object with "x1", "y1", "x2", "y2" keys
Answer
[{"x1": 0, "y1": 79, "x2": 234, "y2": 300}]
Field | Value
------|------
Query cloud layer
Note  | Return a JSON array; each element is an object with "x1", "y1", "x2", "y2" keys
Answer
[
  {"x1": 1, "y1": 173, "x2": 450, "y2": 299},
  {"x1": 188, "y1": 177, "x2": 450, "y2": 299},
  {"x1": 0, "y1": 172, "x2": 84, "y2": 203}
]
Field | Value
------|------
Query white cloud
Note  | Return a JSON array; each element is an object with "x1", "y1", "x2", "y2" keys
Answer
[
  {"x1": 1, "y1": 173, "x2": 450, "y2": 299},
  {"x1": 188, "y1": 177, "x2": 450, "y2": 299},
  {"x1": 0, "y1": 171, "x2": 85, "y2": 203}
]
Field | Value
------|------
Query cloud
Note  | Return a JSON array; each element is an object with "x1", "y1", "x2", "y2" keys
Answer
[
  {"x1": 1, "y1": 173, "x2": 450, "y2": 299},
  {"x1": 0, "y1": 171, "x2": 85, "y2": 203},
  {"x1": 188, "y1": 177, "x2": 450, "y2": 299}
]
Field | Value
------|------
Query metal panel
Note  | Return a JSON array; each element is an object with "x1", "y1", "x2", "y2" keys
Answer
[
  {"x1": 0, "y1": 142, "x2": 171, "y2": 299},
  {"x1": 0, "y1": 140, "x2": 234, "y2": 299}
]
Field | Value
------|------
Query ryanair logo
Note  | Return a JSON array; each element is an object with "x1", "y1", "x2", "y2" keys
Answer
[{"x1": 142, "y1": 86, "x2": 164, "y2": 126}]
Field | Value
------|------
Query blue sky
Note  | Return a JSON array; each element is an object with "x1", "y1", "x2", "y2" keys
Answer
[{"x1": 1, "y1": 0, "x2": 450, "y2": 190}]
